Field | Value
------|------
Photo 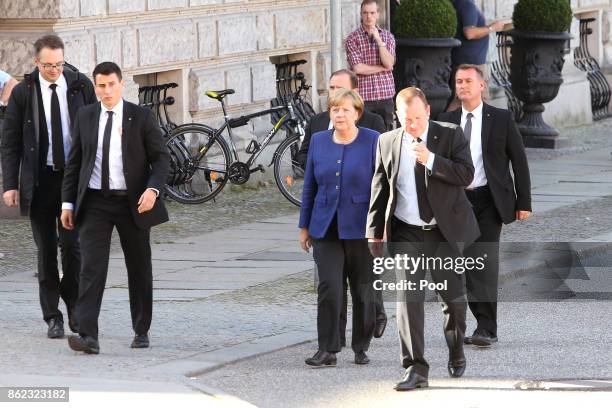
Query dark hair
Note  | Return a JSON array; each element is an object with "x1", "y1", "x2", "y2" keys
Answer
[
  {"x1": 361, "y1": 0, "x2": 378, "y2": 11},
  {"x1": 92, "y1": 62, "x2": 123, "y2": 82},
  {"x1": 34, "y1": 35, "x2": 64, "y2": 55},
  {"x1": 330, "y1": 69, "x2": 359, "y2": 89},
  {"x1": 456, "y1": 64, "x2": 485, "y2": 80}
]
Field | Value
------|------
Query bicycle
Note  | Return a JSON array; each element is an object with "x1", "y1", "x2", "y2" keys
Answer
[{"x1": 163, "y1": 83, "x2": 308, "y2": 206}]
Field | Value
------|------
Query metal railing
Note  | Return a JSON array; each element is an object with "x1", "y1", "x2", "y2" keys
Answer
[
  {"x1": 574, "y1": 18, "x2": 612, "y2": 121},
  {"x1": 490, "y1": 31, "x2": 523, "y2": 121}
]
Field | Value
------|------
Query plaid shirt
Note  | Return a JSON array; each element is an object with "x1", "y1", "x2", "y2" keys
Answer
[{"x1": 345, "y1": 26, "x2": 396, "y2": 102}]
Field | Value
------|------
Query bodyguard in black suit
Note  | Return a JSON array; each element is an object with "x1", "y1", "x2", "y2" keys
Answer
[
  {"x1": 438, "y1": 64, "x2": 531, "y2": 347},
  {"x1": 1, "y1": 35, "x2": 96, "y2": 339},
  {"x1": 60, "y1": 62, "x2": 169, "y2": 354},
  {"x1": 367, "y1": 87, "x2": 479, "y2": 391},
  {"x1": 297, "y1": 69, "x2": 388, "y2": 344}
]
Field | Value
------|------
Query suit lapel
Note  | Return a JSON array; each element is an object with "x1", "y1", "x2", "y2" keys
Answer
[
  {"x1": 451, "y1": 109, "x2": 462, "y2": 126},
  {"x1": 481, "y1": 103, "x2": 493, "y2": 153},
  {"x1": 91, "y1": 102, "x2": 101, "y2": 150},
  {"x1": 391, "y1": 128, "x2": 403, "y2": 183},
  {"x1": 426, "y1": 121, "x2": 440, "y2": 155},
  {"x1": 121, "y1": 100, "x2": 132, "y2": 159}
]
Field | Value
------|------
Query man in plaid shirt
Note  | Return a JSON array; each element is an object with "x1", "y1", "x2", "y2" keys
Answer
[{"x1": 346, "y1": 0, "x2": 396, "y2": 130}]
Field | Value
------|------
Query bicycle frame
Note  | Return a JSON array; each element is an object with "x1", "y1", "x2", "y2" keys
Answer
[{"x1": 197, "y1": 100, "x2": 298, "y2": 170}]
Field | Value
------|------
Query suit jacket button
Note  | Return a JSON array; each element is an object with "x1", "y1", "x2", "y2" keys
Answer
[
  {"x1": 30, "y1": 148, "x2": 34, "y2": 152},
  {"x1": 336, "y1": 172, "x2": 340, "y2": 176},
  {"x1": 336, "y1": 185, "x2": 339, "y2": 190},
  {"x1": 337, "y1": 160, "x2": 341, "y2": 164}
]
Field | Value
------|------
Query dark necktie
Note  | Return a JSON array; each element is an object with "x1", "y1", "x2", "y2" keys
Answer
[
  {"x1": 413, "y1": 137, "x2": 434, "y2": 224},
  {"x1": 49, "y1": 83, "x2": 64, "y2": 169},
  {"x1": 101, "y1": 111, "x2": 114, "y2": 197},
  {"x1": 463, "y1": 112, "x2": 474, "y2": 142}
]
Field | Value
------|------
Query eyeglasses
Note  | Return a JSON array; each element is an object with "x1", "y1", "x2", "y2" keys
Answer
[{"x1": 39, "y1": 62, "x2": 65, "y2": 71}]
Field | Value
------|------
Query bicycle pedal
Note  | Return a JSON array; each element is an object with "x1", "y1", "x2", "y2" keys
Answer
[{"x1": 246, "y1": 139, "x2": 260, "y2": 154}]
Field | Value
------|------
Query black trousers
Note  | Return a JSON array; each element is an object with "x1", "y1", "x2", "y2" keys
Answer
[
  {"x1": 364, "y1": 98, "x2": 395, "y2": 131},
  {"x1": 29, "y1": 167, "x2": 80, "y2": 323},
  {"x1": 75, "y1": 190, "x2": 153, "y2": 340},
  {"x1": 339, "y1": 275, "x2": 385, "y2": 346},
  {"x1": 312, "y1": 220, "x2": 376, "y2": 353},
  {"x1": 464, "y1": 186, "x2": 503, "y2": 336},
  {"x1": 390, "y1": 217, "x2": 467, "y2": 378}
]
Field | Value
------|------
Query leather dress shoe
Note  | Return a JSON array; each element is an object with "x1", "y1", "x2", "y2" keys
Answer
[
  {"x1": 305, "y1": 351, "x2": 337, "y2": 368},
  {"x1": 394, "y1": 370, "x2": 429, "y2": 391},
  {"x1": 68, "y1": 335, "x2": 99, "y2": 354},
  {"x1": 448, "y1": 359, "x2": 466, "y2": 378},
  {"x1": 374, "y1": 314, "x2": 387, "y2": 338},
  {"x1": 47, "y1": 318, "x2": 64, "y2": 339},
  {"x1": 130, "y1": 334, "x2": 150, "y2": 348},
  {"x1": 470, "y1": 329, "x2": 498, "y2": 347},
  {"x1": 354, "y1": 350, "x2": 370, "y2": 365},
  {"x1": 67, "y1": 307, "x2": 78, "y2": 333}
]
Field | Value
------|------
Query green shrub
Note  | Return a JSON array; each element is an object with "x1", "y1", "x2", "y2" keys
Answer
[
  {"x1": 392, "y1": 0, "x2": 457, "y2": 39},
  {"x1": 513, "y1": 0, "x2": 573, "y2": 32}
]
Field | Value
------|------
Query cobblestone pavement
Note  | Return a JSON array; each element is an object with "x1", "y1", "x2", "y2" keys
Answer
[
  {"x1": 2, "y1": 118, "x2": 612, "y2": 398},
  {"x1": 0, "y1": 183, "x2": 297, "y2": 278}
]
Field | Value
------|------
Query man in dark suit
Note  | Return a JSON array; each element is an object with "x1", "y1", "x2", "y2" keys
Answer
[
  {"x1": 298, "y1": 69, "x2": 388, "y2": 344},
  {"x1": 367, "y1": 87, "x2": 479, "y2": 391},
  {"x1": 60, "y1": 62, "x2": 169, "y2": 354},
  {"x1": 1, "y1": 35, "x2": 96, "y2": 339},
  {"x1": 438, "y1": 64, "x2": 531, "y2": 347}
]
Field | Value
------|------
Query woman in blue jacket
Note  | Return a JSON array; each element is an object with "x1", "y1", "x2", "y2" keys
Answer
[{"x1": 299, "y1": 88, "x2": 380, "y2": 367}]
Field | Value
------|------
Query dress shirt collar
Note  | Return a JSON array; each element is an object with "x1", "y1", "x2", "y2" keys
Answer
[
  {"x1": 100, "y1": 98, "x2": 124, "y2": 116},
  {"x1": 402, "y1": 123, "x2": 429, "y2": 143},
  {"x1": 38, "y1": 72, "x2": 67, "y2": 91},
  {"x1": 461, "y1": 101, "x2": 483, "y2": 121}
]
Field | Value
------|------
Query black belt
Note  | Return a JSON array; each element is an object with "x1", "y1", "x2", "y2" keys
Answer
[
  {"x1": 393, "y1": 216, "x2": 438, "y2": 231},
  {"x1": 87, "y1": 188, "x2": 128, "y2": 197},
  {"x1": 465, "y1": 185, "x2": 489, "y2": 192}
]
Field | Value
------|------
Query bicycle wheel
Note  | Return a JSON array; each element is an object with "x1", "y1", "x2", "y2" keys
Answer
[
  {"x1": 273, "y1": 134, "x2": 304, "y2": 207},
  {"x1": 165, "y1": 125, "x2": 231, "y2": 204}
]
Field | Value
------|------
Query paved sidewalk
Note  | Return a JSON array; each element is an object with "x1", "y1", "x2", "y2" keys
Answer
[{"x1": 2, "y1": 140, "x2": 612, "y2": 406}]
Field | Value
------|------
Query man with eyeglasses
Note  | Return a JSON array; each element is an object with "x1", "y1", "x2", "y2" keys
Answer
[{"x1": 1, "y1": 34, "x2": 96, "y2": 339}]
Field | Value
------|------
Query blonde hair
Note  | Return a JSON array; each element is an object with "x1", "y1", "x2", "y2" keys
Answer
[
  {"x1": 328, "y1": 88, "x2": 364, "y2": 119},
  {"x1": 396, "y1": 87, "x2": 429, "y2": 107}
]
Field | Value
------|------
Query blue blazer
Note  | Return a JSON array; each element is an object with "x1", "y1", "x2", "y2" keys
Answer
[{"x1": 299, "y1": 127, "x2": 380, "y2": 239}]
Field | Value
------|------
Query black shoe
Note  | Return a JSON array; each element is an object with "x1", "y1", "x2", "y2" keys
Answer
[
  {"x1": 471, "y1": 329, "x2": 498, "y2": 347},
  {"x1": 47, "y1": 318, "x2": 64, "y2": 339},
  {"x1": 354, "y1": 351, "x2": 370, "y2": 365},
  {"x1": 374, "y1": 314, "x2": 387, "y2": 338},
  {"x1": 448, "y1": 358, "x2": 466, "y2": 378},
  {"x1": 130, "y1": 334, "x2": 149, "y2": 348},
  {"x1": 67, "y1": 307, "x2": 78, "y2": 333},
  {"x1": 305, "y1": 351, "x2": 337, "y2": 368},
  {"x1": 394, "y1": 370, "x2": 429, "y2": 391},
  {"x1": 68, "y1": 335, "x2": 99, "y2": 354}
]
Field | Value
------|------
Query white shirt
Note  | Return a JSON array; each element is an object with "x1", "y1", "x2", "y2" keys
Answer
[
  {"x1": 61, "y1": 99, "x2": 158, "y2": 211},
  {"x1": 461, "y1": 102, "x2": 488, "y2": 189},
  {"x1": 39, "y1": 73, "x2": 71, "y2": 166},
  {"x1": 394, "y1": 125, "x2": 437, "y2": 226},
  {"x1": 89, "y1": 99, "x2": 127, "y2": 191}
]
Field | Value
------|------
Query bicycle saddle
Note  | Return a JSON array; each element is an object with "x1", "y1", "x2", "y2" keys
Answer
[{"x1": 205, "y1": 89, "x2": 235, "y2": 100}]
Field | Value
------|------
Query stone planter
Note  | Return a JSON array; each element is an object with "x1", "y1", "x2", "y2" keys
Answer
[
  {"x1": 509, "y1": 29, "x2": 571, "y2": 148},
  {"x1": 393, "y1": 37, "x2": 460, "y2": 119}
]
